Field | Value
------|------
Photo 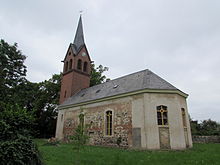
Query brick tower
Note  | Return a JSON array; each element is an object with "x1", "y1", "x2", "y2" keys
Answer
[{"x1": 59, "y1": 16, "x2": 91, "y2": 104}]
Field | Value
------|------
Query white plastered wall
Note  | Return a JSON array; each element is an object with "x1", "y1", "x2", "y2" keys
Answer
[{"x1": 55, "y1": 109, "x2": 65, "y2": 140}]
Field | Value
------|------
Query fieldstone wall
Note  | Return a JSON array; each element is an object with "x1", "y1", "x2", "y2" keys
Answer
[
  {"x1": 63, "y1": 110, "x2": 78, "y2": 141},
  {"x1": 63, "y1": 101, "x2": 132, "y2": 147},
  {"x1": 192, "y1": 136, "x2": 220, "y2": 143}
]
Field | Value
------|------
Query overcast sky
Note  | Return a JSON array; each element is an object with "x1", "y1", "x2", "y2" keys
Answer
[{"x1": 1, "y1": 0, "x2": 220, "y2": 122}]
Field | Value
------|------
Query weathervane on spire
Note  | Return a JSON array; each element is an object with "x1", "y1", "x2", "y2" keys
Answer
[{"x1": 79, "y1": 10, "x2": 83, "y2": 16}]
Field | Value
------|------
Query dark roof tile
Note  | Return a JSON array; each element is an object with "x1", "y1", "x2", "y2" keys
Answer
[{"x1": 60, "y1": 69, "x2": 185, "y2": 107}]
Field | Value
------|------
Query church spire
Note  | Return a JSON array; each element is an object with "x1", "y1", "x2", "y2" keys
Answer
[{"x1": 73, "y1": 15, "x2": 85, "y2": 51}]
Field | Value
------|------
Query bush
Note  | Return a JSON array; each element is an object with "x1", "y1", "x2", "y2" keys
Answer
[
  {"x1": 0, "y1": 136, "x2": 42, "y2": 165},
  {"x1": 70, "y1": 112, "x2": 89, "y2": 152},
  {"x1": 0, "y1": 104, "x2": 35, "y2": 139},
  {"x1": 0, "y1": 105, "x2": 43, "y2": 165}
]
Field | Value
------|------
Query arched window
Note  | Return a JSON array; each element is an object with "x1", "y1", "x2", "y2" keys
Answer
[
  {"x1": 157, "y1": 105, "x2": 168, "y2": 125},
  {"x1": 77, "y1": 59, "x2": 82, "y2": 70},
  {"x1": 83, "y1": 62, "x2": 88, "y2": 72},
  {"x1": 79, "y1": 113, "x2": 85, "y2": 130},
  {"x1": 69, "y1": 59, "x2": 72, "y2": 70},
  {"x1": 106, "y1": 111, "x2": 112, "y2": 136},
  {"x1": 65, "y1": 61, "x2": 68, "y2": 72},
  {"x1": 181, "y1": 108, "x2": 187, "y2": 127}
]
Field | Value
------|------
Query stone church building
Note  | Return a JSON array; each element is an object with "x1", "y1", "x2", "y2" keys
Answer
[{"x1": 55, "y1": 16, "x2": 193, "y2": 150}]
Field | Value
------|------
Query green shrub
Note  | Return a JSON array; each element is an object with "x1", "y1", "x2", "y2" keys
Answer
[
  {"x1": 0, "y1": 136, "x2": 42, "y2": 165},
  {"x1": 0, "y1": 105, "x2": 43, "y2": 165},
  {"x1": 70, "y1": 112, "x2": 89, "y2": 152}
]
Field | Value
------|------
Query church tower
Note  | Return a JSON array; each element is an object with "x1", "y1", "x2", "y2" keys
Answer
[{"x1": 59, "y1": 16, "x2": 91, "y2": 104}]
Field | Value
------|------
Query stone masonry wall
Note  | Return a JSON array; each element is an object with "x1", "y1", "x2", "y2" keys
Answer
[
  {"x1": 63, "y1": 110, "x2": 78, "y2": 140},
  {"x1": 63, "y1": 100, "x2": 132, "y2": 147},
  {"x1": 192, "y1": 136, "x2": 220, "y2": 143}
]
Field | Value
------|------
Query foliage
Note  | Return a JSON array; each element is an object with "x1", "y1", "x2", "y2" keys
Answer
[
  {"x1": 90, "y1": 63, "x2": 109, "y2": 87},
  {"x1": 0, "y1": 105, "x2": 43, "y2": 165},
  {"x1": 0, "y1": 136, "x2": 42, "y2": 165},
  {"x1": 0, "y1": 39, "x2": 60, "y2": 138},
  {"x1": 0, "y1": 105, "x2": 35, "y2": 139},
  {"x1": 13, "y1": 80, "x2": 40, "y2": 111},
  {"x1": 37, "y1": 139, "x2": 220, "y2": 165},
  {"x1": 33, "y1": 74, "x2": 61, "y2": 138},
  {"x1": 199, "y1": 119, "x2": 220, "y2": 135},
  {"x1": 0, "y1": 39, "x2": 27, "y2": 110},
  {"x1": 70, "y1": 111, "x2": 89, "y2": 152},
  {"x1": 190, "y1": 120, "x2": 200, "y2": 135},
  {"x1": 190, "y1": 119, "x2": 220, "y2": 136}
]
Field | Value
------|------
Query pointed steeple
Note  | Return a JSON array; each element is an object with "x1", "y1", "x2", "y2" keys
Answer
[{"x1": 73, "y1": 15, "x2": 85, "y2": 51}]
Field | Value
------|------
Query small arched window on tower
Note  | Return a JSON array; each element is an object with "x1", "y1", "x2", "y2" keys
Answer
[
  {"x1": 157, "y1": 105, "x2": 168, "y2": 126},
  {"x1": 69, "y1": 59, "x2": 73, "y2": 70},
  {"x1": 77, "y1": 59, "x2": 82, "y2": 70},
  {"x1": 83, "y1": 62, "x2": 88, "y2": 72},
  {"x1": 106, "y1": 111, "x2": 113, "y2": 136},
  {"x1": 181, "y1": 108, "x2": 187, "y2": 127},
  {"x1": 65, "y1": 61, "x2": 68, "y2": 72}
]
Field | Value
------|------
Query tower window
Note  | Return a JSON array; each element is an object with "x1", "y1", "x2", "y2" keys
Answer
[
  {"x1": 157, "y1": 105, "x2": 168, "y2": 126},
  {"x1": 106, "y1": 111, "x2": 113, "y2": 136},
  {"x1": 77, "y1": 59, "x2": 82, "y2": 70},
  {"x1": 181, "y1": 108, "x2": 187, "y2": 127},
  {"x1": 65, "y1": 61, "x2": 68, "y2": 72},
  {"x1": 83, "y1": 62, "x2": 88, "y2": 72},
  {"x1": 69, "y1": 59, "x2": 73, "y2": 70}
]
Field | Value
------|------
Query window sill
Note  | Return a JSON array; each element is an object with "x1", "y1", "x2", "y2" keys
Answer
[{"x1": 158, "y1": 125, "x2": 169, "y2": 128}]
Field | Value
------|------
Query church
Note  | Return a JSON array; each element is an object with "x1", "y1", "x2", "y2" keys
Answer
[{"x1": 55, "y1": 16, "x2": 193, "y2": 150}]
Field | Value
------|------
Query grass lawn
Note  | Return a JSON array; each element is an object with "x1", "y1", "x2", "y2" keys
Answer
[{"x1": 36, "y1": 139, "x2": 220, "y2": 165}]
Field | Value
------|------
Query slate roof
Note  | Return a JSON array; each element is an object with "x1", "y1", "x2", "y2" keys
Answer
[
  {"x1": 60, "y1": 69, "x2": 187, "y2": 107},
  {"x1": 73, "y1": 16, "x2": 85, "y2": 52}
]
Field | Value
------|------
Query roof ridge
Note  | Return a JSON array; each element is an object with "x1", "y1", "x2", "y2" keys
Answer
[{"x1": 148, "y1": 70, "x2": 178, "y2": 89}]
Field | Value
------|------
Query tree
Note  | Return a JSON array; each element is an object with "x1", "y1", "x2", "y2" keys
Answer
[
  {"x1": 90, "y1": 64, "x2": 109, "y2": 87},
  {"x1": 190, "y1": 118, "x2": 220, "y2": 136},
  {"x1": 13, "y1": 80, "x2": 39, "y2": 111},
  {"x1": 190, "y1": 119, "x2": 201, "y2": 135},
  {"x1": 0, "y1": 39, "x2": 27, "y2": 110},
  {"x1": 33, "y1": 74, "x2": 61, "y2": 138},
  {"x1": 200, "y1": 119, "x2": 220, "y2": 136}
]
